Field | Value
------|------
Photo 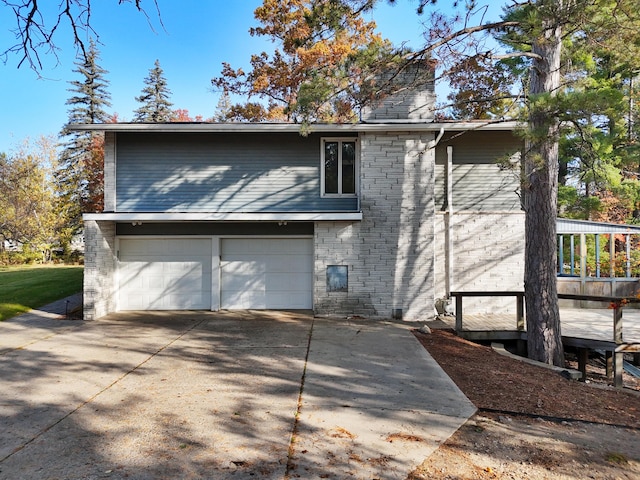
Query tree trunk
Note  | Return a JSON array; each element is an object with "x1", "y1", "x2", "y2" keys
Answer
[{"x1": 524, "y1": 2, "x2": 565, "y2": 366}]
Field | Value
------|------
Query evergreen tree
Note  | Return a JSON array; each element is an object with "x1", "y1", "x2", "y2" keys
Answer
[
  {"x1": 133, "y1": 59, "x2": 173, "y2": 122},
  {"x1": 213, "y1": 89, "x2": 232, "y2": 122},
  {"x1": 56, "y1": 39, "x2": 111, "y2": 239}
]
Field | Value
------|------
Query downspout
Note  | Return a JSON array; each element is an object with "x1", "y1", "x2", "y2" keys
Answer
[
  {"x1": 429, "y1": 127, "x2": 445, "y2": 151},
  {"x1": 444, "y1": 144, "x2": 453, "y2": 298},
  {"x1": 424, "y1": 128, "x2": 449, "y2": 315},
  {"x1": 427, "y1": 126, "x2": 450, "y2": 300}
]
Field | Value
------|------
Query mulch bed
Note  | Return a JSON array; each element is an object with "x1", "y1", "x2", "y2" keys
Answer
[{"x1": 413, "y1": 329, "x2": 640, "y2": 428}]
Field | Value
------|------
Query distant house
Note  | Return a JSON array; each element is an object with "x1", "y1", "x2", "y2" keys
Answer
[
  {"x1": 77, "y1": 67, "x2": 524, "y2": 321},
  {"x1": 2, "y1": 239, "x2": 21, "y2": 252}
]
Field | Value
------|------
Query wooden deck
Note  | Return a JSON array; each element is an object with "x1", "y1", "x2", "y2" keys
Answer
[
  {"x1": 439, "y1": 307, "x2": 640, "y2": 350},
  {"x1": 442, "y1": 291, "x2": 640, "y2": 387},
  {"x1": 435, "y1": 305, "x2": 640, "y2": 387}
]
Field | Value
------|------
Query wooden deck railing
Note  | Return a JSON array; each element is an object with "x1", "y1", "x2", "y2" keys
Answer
[
  {"x1": 557, "y1": 293, "x2": 640, "y2": 342},
  {"x1": 450, "y1": 291, "x2": 640, "y2": 387},
  {"x1": 449, "y1": 291, "x2": 525, "y2": 332},
  {"x1": 558, "y1": 294, "x2": 640, "y2": 387}
]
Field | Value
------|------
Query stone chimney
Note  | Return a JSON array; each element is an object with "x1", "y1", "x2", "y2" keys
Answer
[{"x1": 360, "y1": 59, "x2": 436, "y2": 122}]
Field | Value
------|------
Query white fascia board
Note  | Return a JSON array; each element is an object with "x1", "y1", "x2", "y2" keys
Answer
[
  {"x1": 68, "y1": 121, "x2": 521, "y2": 133},
  {"x1": 83, "y1": 212, "x2": 363, "y2": 222}
]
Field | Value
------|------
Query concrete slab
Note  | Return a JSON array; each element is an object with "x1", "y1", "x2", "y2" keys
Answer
[
  {"x1": 0, "y1": 305, "x2": 475, "y2": 479},
  {"x1": 0, "y1": 292, "x2": 83, "y2": 354},
  {"x1": 289, "y1": 319, "x2": 476, "y2": 479}
]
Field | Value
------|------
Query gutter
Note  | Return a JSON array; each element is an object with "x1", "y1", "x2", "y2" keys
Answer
[
  {"x1": 83, "y1": 212, "x2": 364, "y2": 222},
  {"x1": 67, "y1": 121, "x2": 521, "y2": 134}
]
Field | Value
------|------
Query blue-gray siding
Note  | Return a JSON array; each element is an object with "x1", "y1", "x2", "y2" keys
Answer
[
  {"x1": 115, "y1": 132, "x2": 358, "y2": 212},
  {"x1": 435, "y1": 131, "x2": 522, "y2": 211}
]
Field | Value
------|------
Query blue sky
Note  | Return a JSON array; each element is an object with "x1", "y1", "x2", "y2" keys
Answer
[{"x1": 0, "y1": 0, "x2": 505, "y2": 154}]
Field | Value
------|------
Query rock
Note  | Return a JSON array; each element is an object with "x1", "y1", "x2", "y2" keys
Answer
[
  {"x1": 560, "y1": 370, "x2": 574, "y2": 380},
  {"x1": 418, "y1": 325, "x2": 432, "y2": 334}
]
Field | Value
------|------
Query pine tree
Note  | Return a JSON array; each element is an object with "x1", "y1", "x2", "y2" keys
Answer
[
  {"x1": 56, "y1": 39, "x2": 111, "y2": 240},
  {"x1": 133, "y1": 59, "x2": 173, "y2": 122},
  {"x1": 213, "y1": 89, "x2": 232, "y2": 122}
]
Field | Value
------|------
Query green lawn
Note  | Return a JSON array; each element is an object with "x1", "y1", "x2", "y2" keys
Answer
[{"x1": 0, "y1": 265, "x2": 83, "y2": 321}]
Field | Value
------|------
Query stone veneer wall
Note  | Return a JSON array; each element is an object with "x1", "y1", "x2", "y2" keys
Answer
[
  {"x1": 314, "y1": 132, "x2": 436, "y2": 321},
  {"x1": 434, "y1": 212, "x2": 525, "y2": 314},
  {"x1": 83, "y1": 220, "x2": 116, "y2": 320}
]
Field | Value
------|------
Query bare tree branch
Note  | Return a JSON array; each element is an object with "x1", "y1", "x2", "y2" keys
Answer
[
  {"x1": 408, "y1": 20, "x2": 524, "y2": 60},
  {"x1": 1, "y1": 0, "x2": 161, "y2": 72}
]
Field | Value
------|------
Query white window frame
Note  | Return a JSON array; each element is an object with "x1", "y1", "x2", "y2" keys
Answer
[{"x1": 320, "y1": 137, "x2": 359, "y2": 197}]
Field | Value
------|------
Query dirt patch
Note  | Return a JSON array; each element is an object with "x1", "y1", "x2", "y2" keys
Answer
[{"x1": 410, "y1": 329, "x2": 640, "y2": 479}]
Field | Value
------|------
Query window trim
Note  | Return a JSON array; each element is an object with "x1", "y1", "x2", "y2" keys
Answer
[{"x1": 320, "y1": 137, "x2": 359, "y2": 197}]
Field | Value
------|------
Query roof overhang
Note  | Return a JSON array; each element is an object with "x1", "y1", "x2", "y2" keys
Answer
[
  {"x1": 68, "y1": 121, "x2": 521, "y2": 133},
  {"x1": 557, "y1": 218, "x2": 640, "y2": 234},
  {"x1": 83, "y1": 212, "x2": 363, "y2": 222}
]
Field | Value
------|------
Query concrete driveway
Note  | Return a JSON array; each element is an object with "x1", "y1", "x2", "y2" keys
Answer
[{"x1": 0, "y1": 306, "x2": 475, "y2": 479}]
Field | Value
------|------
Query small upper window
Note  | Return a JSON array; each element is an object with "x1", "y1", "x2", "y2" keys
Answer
[{"x1": 321, "y1": 138, "x2": 357, "y2": 196}]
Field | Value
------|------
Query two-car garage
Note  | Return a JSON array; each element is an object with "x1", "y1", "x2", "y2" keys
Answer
[{"x1": 117, "y1": 237, "x2": 313, "y2": 311}]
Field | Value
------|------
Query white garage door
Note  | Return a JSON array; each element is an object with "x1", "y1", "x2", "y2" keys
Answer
[
  {"x1": 221, "y1": 238, "x2": 313, "y2": 309},
  {"x1": 118, "y1": 238, "x2": 212, "y2": 310}
]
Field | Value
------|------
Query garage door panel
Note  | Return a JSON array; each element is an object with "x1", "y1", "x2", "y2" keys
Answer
[
  {"x1": 221, "y1": 260, "x2": 266, "y2": 292},
  {"x1": 221, "y1": 290, "x2": 267, "y2": 309},
  {"x1": 166, "y1": 276, "x2": 207, "y2": 293},
  {"x1": 221, "y1": 239, "x2": 256, "y2": 255},
  {"x1": 118, "y1": 239, "x2": 212, "y2": 311},
  {"x1": 266, "y1": 292, "x2": 312, "y2": 309},
  {"x1": 136, "y1": 239, "x2": 165, "y2": 255},
  {"x1": 167, "y1": 262, "x2": 197, "y2": 274},
  {"x1": 222, "y1": 276, "x2": 266, "y2": 293},
  {"x1": 222, "y1": 259, "x2": 266, "y2": 273},
  {"x1": 264, "y1": 273, "x2": 312, "y2": 291},
  {"x1": 263, "y1": 255, "x2": 312, "y2": 273},
  {"x1": 119, "y1": 266, "x2": 144, "y2": 289},
  {"x1": 221, "y1": 262, "x2": 266, "y2": 305},
  {"x1": 166, "y1": 240, "x2": 194, "y2": 255},
  {"x1": 146, "y1": 275, "x2": 166, "y2": 290},
  {"x1": 165, "y1": 294, "x2": 205, "y2": 309},
  {"x1": 277, "y1": 239, "x2": 313, "y2": 254},
  {"x1": 120, "y1": 294, "x2": 143, "y2": 310},
  {"x1": 221, "y1": 238, "x2": 312, "y2": 310}
]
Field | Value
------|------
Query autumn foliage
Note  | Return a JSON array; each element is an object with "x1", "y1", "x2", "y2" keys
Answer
[{"x1": 213, "y1": 0, "x2": 395, "y2": 122}]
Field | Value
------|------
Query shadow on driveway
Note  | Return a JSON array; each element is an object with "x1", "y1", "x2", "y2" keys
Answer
[{"x1": 0, "y1": 309, "x2": 474, "y2": 479}]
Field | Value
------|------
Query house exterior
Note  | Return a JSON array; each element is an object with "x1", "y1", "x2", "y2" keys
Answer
[{"x1": 79, "y1": 74, "x2": 524, "y2": 321}]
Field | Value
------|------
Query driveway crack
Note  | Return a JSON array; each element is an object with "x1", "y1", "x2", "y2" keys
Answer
[
  {"x1": 0, "y1": 318, "x2": 206, "y2": 464},
  {"x1": 285, "y1": 317, "x2": 314, "y2": 478}
]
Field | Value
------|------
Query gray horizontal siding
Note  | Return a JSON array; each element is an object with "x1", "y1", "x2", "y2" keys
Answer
[
  {"x1": 435, "y1": 131, "x2": 522, "y2": 211},
  {"x1": 116, "y1": 132, "x2": 358, "y2": 213}
]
